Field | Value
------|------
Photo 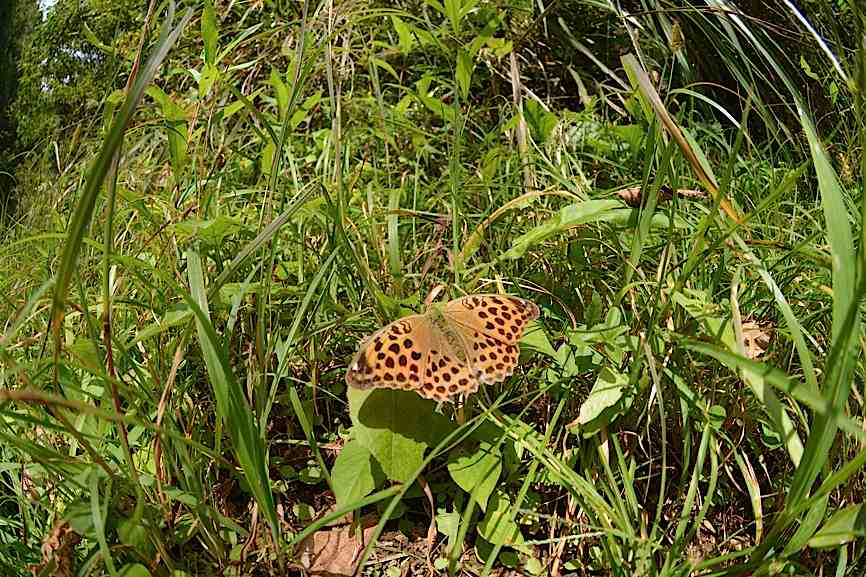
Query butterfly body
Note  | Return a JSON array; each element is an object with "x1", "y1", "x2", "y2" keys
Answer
[{"x1": 346, "y1": 294, "x2": 539, "y2": 402}]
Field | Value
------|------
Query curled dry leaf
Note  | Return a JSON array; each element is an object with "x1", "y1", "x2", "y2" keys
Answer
[
  {"x1": 617, "y1": 184, "x2": 706, "y2": 208},
  {"x1": 741, "y1": 320, "x2": 772, "y2": 360},
  {"x1": 298, "y1": 513, "x2": 379, "y2": 576},
  {"x1": 29, "y1": 521, "x2": 80, "y2": 577}
]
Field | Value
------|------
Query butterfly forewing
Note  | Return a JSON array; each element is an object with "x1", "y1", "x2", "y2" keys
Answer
[
  {"x1": 444, "y1": 295, "x2": 539, "y2": 384},
  {"x1": 443, "y1": 294, "x2": 539, "y2": 344},
  {"x1": 345, "y1": 315, "x2": 429, "y2": 392}
]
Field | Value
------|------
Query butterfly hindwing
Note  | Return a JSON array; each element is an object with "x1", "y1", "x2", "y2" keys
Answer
[{"x1": 418, "y1": 323, "x2": 480, "y2": 400}]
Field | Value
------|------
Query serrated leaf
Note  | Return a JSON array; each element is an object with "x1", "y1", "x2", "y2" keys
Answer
[
  {"x1": 332, "y1": 439, "x2": 377, "y2": 507},
  {"x1": 808, "y1": 504, "x2": 866, "y2": 549},
  {"x1": 348, "y1": 388, "x2": 455, "y2": 483},
  {"x1": 447, "y1": 442, "x2": 501, "y2": 511},
  {"x1": 477, "y1": 491, "x2": 523, "y2": 546}
]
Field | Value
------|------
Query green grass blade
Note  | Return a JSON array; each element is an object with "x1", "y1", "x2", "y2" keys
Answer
[
  {"x1": 787, "y1": 105, "x2": 860, "y2": 506},
  {"x1": 48, "y1": 5, "x2": 192, "y2": 341},
  {"x1": 185, "y1": 248, "x2": 279, "y2": 543}
]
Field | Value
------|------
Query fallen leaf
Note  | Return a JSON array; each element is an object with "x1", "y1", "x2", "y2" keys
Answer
[
  {"x1": 617, "y1": 184, "x2": 705, "y2": 207},
  {"x1": 298, "y1": 513, "x2": 379, "y2": 576},
  {"x1": 29, "y1": 521, "x2": 80, "y2": 577},
  {"x1": 741, "y1": 320, "x2": 772, "y2": 360}
]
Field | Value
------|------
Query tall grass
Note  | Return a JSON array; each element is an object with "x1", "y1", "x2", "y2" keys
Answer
[{"x1": 0, "y1": 0, "x2": 864, "y2": 576}]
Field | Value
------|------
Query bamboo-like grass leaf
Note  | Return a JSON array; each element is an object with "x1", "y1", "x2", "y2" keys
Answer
[
  {"x1": 49, "y1": 4, "x2": 192, "y2": 346},
  {"x1": 185, "y1": 249, "x2": 279, "y2": 543}
]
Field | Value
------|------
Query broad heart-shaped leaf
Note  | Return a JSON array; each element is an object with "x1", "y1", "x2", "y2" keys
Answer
[
  {"x1": 808, "y1": 503, "x2": 866, "y2": 549},
  {"x1": 477, "y1": 491, "x2": 524, "y2": 546},
  {"x1": 332, "y1": 439, "x2": 380, "y2": 508},
  {"x1": 348, "y1": 388, "x2": 455, "y2": 483},
  {"x1": 447, "y1": 441, "x2": 501, "y2": 511}
]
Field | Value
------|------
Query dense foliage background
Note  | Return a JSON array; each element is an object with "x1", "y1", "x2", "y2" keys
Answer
[{"x1": 1, "y1": 0, "x2": 865, "y2": 575}]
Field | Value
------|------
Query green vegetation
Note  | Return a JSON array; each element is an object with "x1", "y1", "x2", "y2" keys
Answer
[{"x1": 1, "y1": 0, "x2": 865, "y2": 575}]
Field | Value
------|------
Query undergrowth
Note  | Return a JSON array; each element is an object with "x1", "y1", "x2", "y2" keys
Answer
[{"x1": 1, "y1": 1, "x2": 865, "y2": 576}]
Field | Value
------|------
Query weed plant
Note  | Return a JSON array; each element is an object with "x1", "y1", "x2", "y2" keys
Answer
[{"x1": 1, "y1": 1, "x2": 865, "y2": 575}]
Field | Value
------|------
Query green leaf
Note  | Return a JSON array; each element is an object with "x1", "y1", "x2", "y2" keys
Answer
[
  {"x1": 292, "y1": 502, "x2": 315, "y2": 521},
  {"x1": 502, "y1": 200, "x2": 624, "y2": 260},
  {"x1": 147, "y1": 85, "x2": 189, "y2": 178},
  {"x1": 391, "y1": 16, "x2": 413, "y2": 53},
  {"x1": 808, "y1": 504, "x2": 866, "y2": 549},
  {"x1": 578, "y1": 367, "x2": 626, "y2": 423},
  {"x1": 198, "y1": 62, "x2": 220, "y2": 98},
  {"x1": 172, "y1": 215, "x2": 246, "y2": 248},
  {"x1": 82, "y1": 22, "x2": 116, "y2": 55},
  {"x1": 676, "y1": 288, "x2": 805, "y2": 466},
  {"x1": 298, "y1": 465, "x2": 325, "y2": 485},
  {"x1": 524, "y1": 99, "x2": 558, "y2": 143},
  {"x1": 788, "y1": 93, "x2": 860, "y2": 506},
  {"x1": 270, "y1": 67, "x2": 288, "y2": 120},
  {"x1": 477, "y1": 491, "x2": 524, "y2": 546},
  {"x1": 799, "y1": 55, "x2": 819, "y2": 81},
  {"x1": 524, "y1": 557, "x2": 544, "y2": 575},
  {"x1": 571, "y1": 367, "x2": 629, "y2": 437},
  {"x1": 372, "y1": 57, "x2": 400, "y2": 83},
  {"x1": 488, "y1": 37, "x2": 512, "y2": 58},
  {"x1": 520, "y1": 322, "x2": 556, "y2": 358},
  {"x1": 447, "y1": 441, "x2": 501, "y2": 511},
  {"x1": 332, "y1": 439, "x2": 377, "y2": 507},
  {"x1": 119, "y1": 565, "x2": 152, "y2": 577},
  {"x1": 185, "y1": 250, "x2": 278, "y2": 541},
  {"x1": 784, "y1": 495, "x2": 828, "y2": 555},
  {"x1": 202, "y1": 0, "x2": 218, "y2": 65},
  {"x1": 456, "y1": 49, "x2": 473, "y2": 100},
  {"x1": 436, "y1": 508, "x2": 460, "y2": 541},
  {"x1": 348, "y1": 388, "x2": 455, "y2": 483},
  {"x1": 118, "y1": 517, "x2": 154, "y2": 559}
]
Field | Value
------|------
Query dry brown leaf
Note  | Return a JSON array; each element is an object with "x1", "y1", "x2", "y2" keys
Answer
[
  {"x1": 617, "y1": 184, "x2": 706, "y2": 207},
  {"x1": 742, "y1": 321, "x2": 772, "y2": 360},
  {"x1": 29, "y1": 521, "x2": 80, "y2": 577},
  {"x1": 298, "y1": 513, "x2": 379, "y2": 576}
]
